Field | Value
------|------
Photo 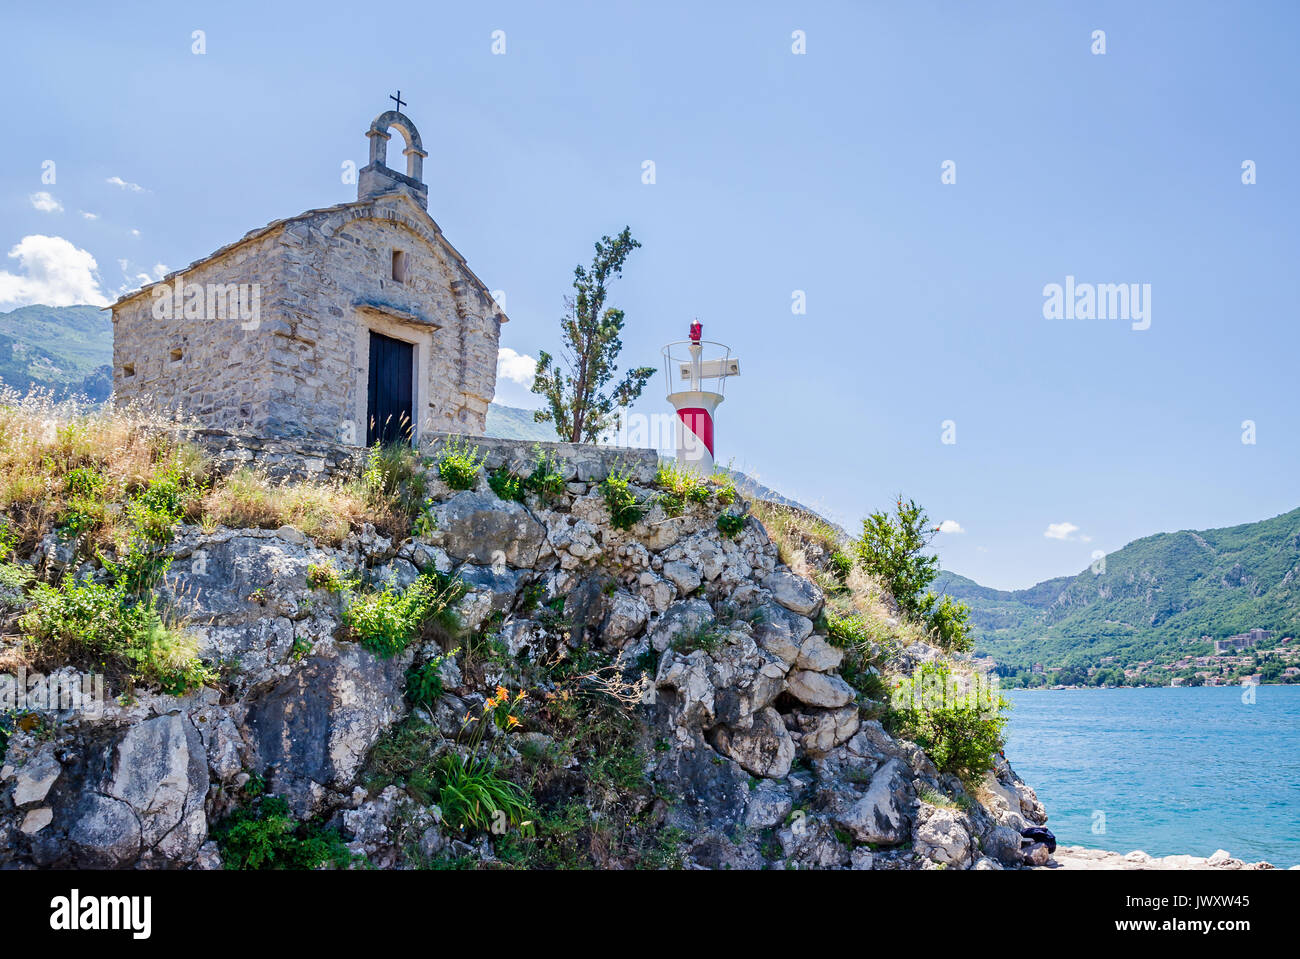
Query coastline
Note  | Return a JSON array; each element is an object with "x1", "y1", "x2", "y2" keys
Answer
[{"x1": 1036, "y1": 846, "x2": 1284, "y2": 870}]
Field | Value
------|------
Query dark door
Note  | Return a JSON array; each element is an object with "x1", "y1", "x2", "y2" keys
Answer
[{"x1": 366, "y1": 332, "x2": 414, "y2": 446}]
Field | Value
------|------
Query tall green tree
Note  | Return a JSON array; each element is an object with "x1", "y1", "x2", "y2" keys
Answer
[
  {"x1": 855, "y1": 496, "x2": 973, "y2": 653},
  {"x1": 532, "y1": 227, "x2": 656, "y2": 443}
]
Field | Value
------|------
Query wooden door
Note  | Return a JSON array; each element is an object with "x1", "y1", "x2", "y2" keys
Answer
[{"x1": 366, "y1": 331, "x2": 414, "y2": 446}]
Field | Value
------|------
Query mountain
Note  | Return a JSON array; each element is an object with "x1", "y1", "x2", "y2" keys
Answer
[
  {"x1": 939, "y1": 508, "x2": 1300, "y2": 672},
  {"x1": 484, "y1": 402, "x2": 561, "y2": 442},
  {"x1": 0, "y1": 304, "x2": 113, "y2": 400}
]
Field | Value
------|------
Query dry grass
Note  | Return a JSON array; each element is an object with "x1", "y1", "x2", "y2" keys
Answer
[
  {"x1": 0, "y1": 388, "x2": 204, "y2": 555},
  {"x1": 0, "y1": 389, "x2": 414, "y2": 558},
  {"x1": 751, "y1": 498, "x2": 928, "y2": 651},
  {"x1": 197, "y1": 468, "x2": 377, "y2": 547}
]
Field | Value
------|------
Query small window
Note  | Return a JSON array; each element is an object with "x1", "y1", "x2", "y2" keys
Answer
[
  {"x1": 169, "y1": 348, "x2": 183, "y2": 365},
  {"x1": 391, "y1": 249, "x2": 407, "y2": 283},
  {"x1": 122, "y1": 363, "x2": 135, "y2": 378}
]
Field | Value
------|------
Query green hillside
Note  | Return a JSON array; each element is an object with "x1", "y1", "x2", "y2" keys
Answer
[
  {"x1": 939, "y1": 508, "x2": 1300, "y2": 672},
  {"x1": 0, "y1": 304, "x2": 113, "y2": 400}
]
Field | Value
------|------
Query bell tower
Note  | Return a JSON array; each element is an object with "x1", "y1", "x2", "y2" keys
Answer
[{"x1": 358, "y1": 105, "x2": 429, "y2": 209}]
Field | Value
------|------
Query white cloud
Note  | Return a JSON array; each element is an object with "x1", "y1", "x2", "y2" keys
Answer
[
  {"x1": 1044, "y1": 521, "x2": 1090, "y2": 542},
  {"x1": 0, "y1": 235, "x2": 109, "y2": 308},
  {"x1": 936, "y1": 519, "x2": 964, "y2": 534},
  {"x1": 106, "y1": 176, "x2": 145, "y2": 192},
  {"x1": 129, "y1": 229, "x2": 141, "y2": 237},
  {"x1": 131, "y1": 263, "x2": 168, "y2": 287},
  {"x1": 30, "y1": 192, "x2": 63, "y2": 214},
  {"x1": 497, "y1": 347, "x2": 537, "y2": 387},
  {"x1": 80, "y1": 211, "x2": 98, "y2": 220}
]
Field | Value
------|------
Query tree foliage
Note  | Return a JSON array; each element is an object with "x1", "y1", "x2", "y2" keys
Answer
[
  {"x1": 532, "y1": 228, "x2": 656, "y2": 443},
  {"x1": 855, "y1": 496, "x2": 973, "y2": 653}
]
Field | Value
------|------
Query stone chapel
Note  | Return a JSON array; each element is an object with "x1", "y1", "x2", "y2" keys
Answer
[{"x1": 110, "y1": 108, "x2": 506, "y2": 446}]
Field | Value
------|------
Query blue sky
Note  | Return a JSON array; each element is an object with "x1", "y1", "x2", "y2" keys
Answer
[{"x1": 1, "y1": 1, "x2": 1297, "y2": 589}]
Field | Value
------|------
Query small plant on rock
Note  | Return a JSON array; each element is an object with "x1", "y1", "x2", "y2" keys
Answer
[
  {"x1": 601, "y1": 468, "x2": 648, "y2": 531},
  {"x1": 436, "y1": 438, "x2": 484, "y2": 491},
  {"x1": 487, "y1": 465, "x2": 525, "y2": 502},
  {"x1": 716, "y1": 511, "x2": 746, "y2": 538}
]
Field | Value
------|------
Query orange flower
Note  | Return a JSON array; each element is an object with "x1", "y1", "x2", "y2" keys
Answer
[
  {"x1": 506, "y1": 715, "x2": 520, "y2": 729},
  {"x1": 495, "y1": 685, "x2": 509, "y2": 701}
]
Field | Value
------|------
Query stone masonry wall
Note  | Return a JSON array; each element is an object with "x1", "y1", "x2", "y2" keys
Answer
[
  {"x1": 111, "y1": 192, "x2": 502, "y2": 445},
  {"x1": 112, "y1": 228, "x2": 286, "y2": 430}
]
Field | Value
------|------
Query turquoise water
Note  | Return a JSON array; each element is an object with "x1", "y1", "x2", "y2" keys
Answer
[{"x1": 1002, "y1": 686, "x2": 1300, "y2": 868}]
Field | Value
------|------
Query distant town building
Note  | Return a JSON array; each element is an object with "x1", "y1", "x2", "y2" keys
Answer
[{"x1": 1214, "y1": 628, "x2": 1274, "y2": 655}]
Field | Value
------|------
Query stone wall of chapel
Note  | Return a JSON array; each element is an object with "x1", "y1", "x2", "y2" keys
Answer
[
  {"x1": 112, "y1": 196, "x2": 504, "y2": 444},
  {"x1": 111, "y1": 230, "x2": 286, "y2": 431}
]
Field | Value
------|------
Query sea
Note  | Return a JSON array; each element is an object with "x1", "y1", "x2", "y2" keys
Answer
[{"x1": 1002, "y1": 685, "x2": 1300, "y2": 868}]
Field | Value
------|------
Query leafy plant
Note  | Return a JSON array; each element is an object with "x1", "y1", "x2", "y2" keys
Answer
[
  {"x1": 434, "y1": 438, "x2": 484, "y2": 491},
  {"x1": 716, "y1": 511, "x2": 746, "y2": 539},
  {"x1": 342, "y1": 571, "x2": 464, "y2": 658},
  {"x1": 531, "y1": 227, "x2": 657, "y2": 443},
  {"x1": 854, "y1": 496, "x2": 972, "y2": 653},
  {"x1": 887, "y1": 661, "x2": 1008, "y2": 783},
  {"x1": 600, "y1": 468, "x2": 648, "y2": 531},
  {"x1": 487, "y1": 465, "x2": 525, "y2": 502},
  {"x1": 406, "y1": 648, "x2": 458, "y2": 709},
  {"x1": 523, "y1": 447, "x2": 567, "y2": 500},
  {"x1": 214, "y1": 795, "x2": 354, "y2": 870},
  {"x1": 19, "y1": 578, "x2": 210, "y2": 693},
  {"x1": 438, "y1": 686, "x2": 533, "y2": 834}
]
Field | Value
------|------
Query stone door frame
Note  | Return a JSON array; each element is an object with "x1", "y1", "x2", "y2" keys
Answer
[{"x1": 353, "y1": 311, "x2": 432, "y2": 446}]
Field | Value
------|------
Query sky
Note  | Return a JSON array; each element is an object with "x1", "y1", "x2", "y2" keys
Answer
[{"x1": 1, "y1": 0, "x2": 1297, "y2": 590}]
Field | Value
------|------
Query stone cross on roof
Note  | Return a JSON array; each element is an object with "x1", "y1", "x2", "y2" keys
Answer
[{"x1": 389, "y1": 90, "x2": 406, "y2": 112}]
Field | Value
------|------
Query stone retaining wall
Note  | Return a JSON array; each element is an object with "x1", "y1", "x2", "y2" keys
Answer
[{"x1": 180, "y1": 427, "x2": 659, "y2": 485}]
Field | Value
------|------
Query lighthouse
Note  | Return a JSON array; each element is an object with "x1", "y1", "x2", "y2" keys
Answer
[{"x1": 663, "y1": 321, "x2": 740, "y2": 474}]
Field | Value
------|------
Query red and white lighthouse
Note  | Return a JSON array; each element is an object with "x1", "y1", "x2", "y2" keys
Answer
[{"x1": 663, "y1": 322, "x2": 740, "y2": 474}]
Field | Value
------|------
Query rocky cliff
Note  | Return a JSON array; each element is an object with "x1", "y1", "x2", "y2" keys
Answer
[{"x1": 0, "y1": 432, "x2": 1050, "y2": 870}]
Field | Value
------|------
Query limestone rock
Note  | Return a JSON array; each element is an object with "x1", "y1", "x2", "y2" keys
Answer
[
  {"x1": 792, "y1": 706, "x2": 860, "y2": 755},
  {"x1": 661, "y1": 560, "x2": 703, "y2": 596},
  {"x1": 600, "y1": 590, "x2": 650, "y2": 646},
  {"x1": 834, "y1": 757, "x2": 912, "y2": 844},
  {"x1": 786, "y1": 670, "x2": 855, "y2": 708},
  {"x1": 245, "y1": 647, "x2": 409, "y2": 815},
  {"x1": 431, "y1": 491, "x2": 546, "y2": 567},
  {"x1": 914, "y1": 805, "x2": 974, "y2": 869},
  {"x1": 750, "y1": 602, "x2": 813, "y2": 667},
  {"x1": 649, "y1": 598, "x2": 715, "y2": 652},
  {"x1": 711, "y1": 707, "x2": 795, "y2": 779},
  {"x1": 796, "y1": 635, "x2": 844, "y2": 672},
  {"x1": 761, "y1": 570, "x2": 824, "y2": 618},
  {"x1": 744, "y1": 779, "x2": 793, "y2": 829},
  {"x1": 11, "y1": 748, "x2": 61, "y2": 806}
]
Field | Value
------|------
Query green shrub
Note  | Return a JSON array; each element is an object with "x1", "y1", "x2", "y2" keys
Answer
[
  {"x1": 827, "y1": 549, "x2": 854, "y2": 582},
  {"x1": 306, "y1": 561, "x2": 350, "y2": 592},
  {"x1": 887, "y1": 661, "x2": 1007, "y2": 783},
  {"x1": 487, "y1": 465, "x2": 525, "y2": 502},
  {"x1": 925, "y1": 593, "x2": 973, "y2": 654},
  {"x1": 19, "y1": 578, "x2": 210, "y2": 693},
  {"x1": 854, "y1": 496, "x2": 973, "y2": 653},
  {"x1": 601, "y1": 468, "x2": 648, "y2": 530},
  {"x1": 406, "y1": 648, "x2": 457, "y2": 709},
  {"x1": 214, "y1": 795, "x2": 354, "y2": 870},
  {"x1": 342, "y1": 571, "x2": 464, "y2": 658},
  {"x1": 523, "y1": 447, "x2": 566, "y2": 500},
  {"x1": 854, "y1": 497, "x2": 938, "y2": 620},
  {"x1": 716, "y1": 511, "x2": 746, "y2": 538},
  {"x1": 126, "y1": 458, "x2": 204, "y2": 542},
  {"x1": 436, "y1": 438, "x2": 484, "y2": 491}
]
